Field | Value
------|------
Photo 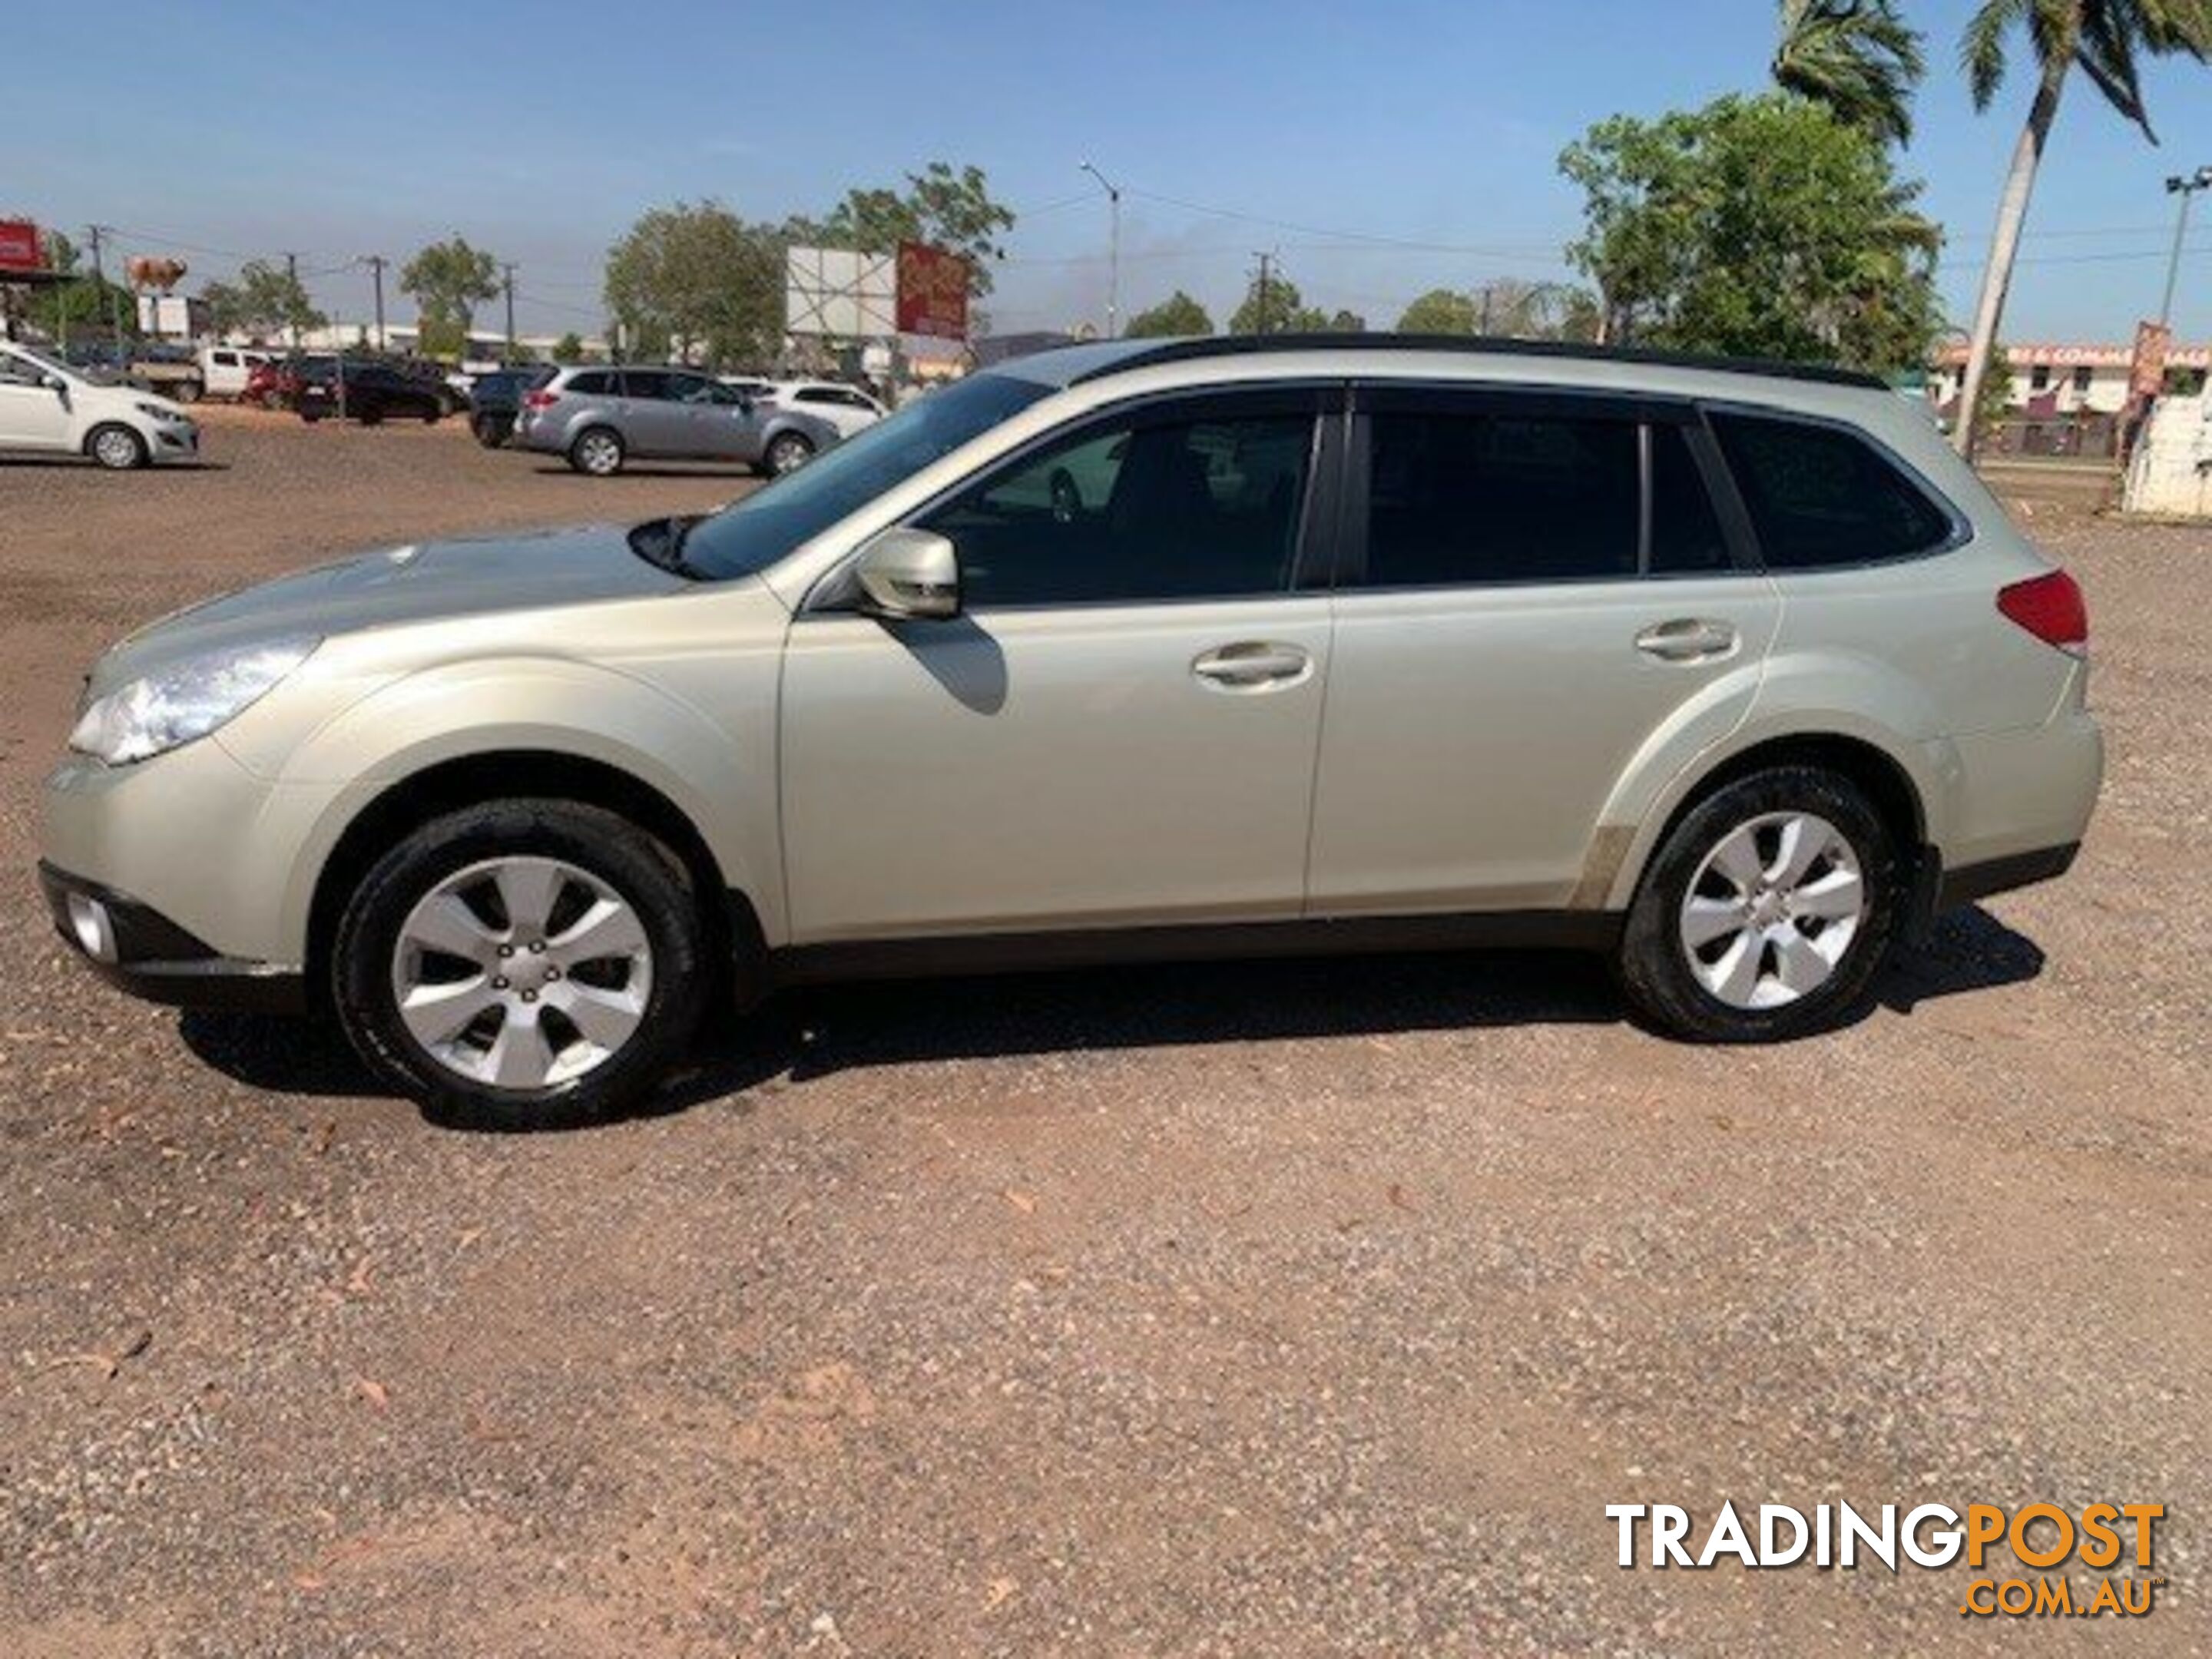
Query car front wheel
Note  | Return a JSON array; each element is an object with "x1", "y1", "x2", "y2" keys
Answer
[
  {"x1": 333, "y1": 800, "x2": 708, "y2": 1129},
  {"x1": 1617, "y1": 766, "x2": 1898, "y2": 1042},
  {"x1": 764, "y1": 431, "x2": 814, "y2": 476},
  {"x1": 86, "y1": 424, "x2": 149, "y2": 470}
]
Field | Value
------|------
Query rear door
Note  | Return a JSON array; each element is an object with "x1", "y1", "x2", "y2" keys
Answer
[
  {"x1": 1307, "y1": 385, "x2": 1780, "y2": 913},
  {"x1": 614, "y1": 369, "x2": 684, "y2": 455}
]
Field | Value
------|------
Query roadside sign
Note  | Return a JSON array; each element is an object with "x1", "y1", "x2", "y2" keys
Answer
[
  {"x1": 0, "y1": 220, "x2": 42, "y2": 272},
  {"x1": 896, "y1": 241, "x2": 969, "y2": 340},
  {"x1": 785, "y1": 246, "x2": 896, "y2": 341},
  {"x1": 2130, "y1": 320, "x2": 2172, "y2": 401}
]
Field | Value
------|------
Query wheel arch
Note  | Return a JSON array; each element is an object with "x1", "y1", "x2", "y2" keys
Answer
[
  {"x1": 1597, "y1": 728, "x2": 1932, "y2": 913},
  {"x1": 303, "y1": 750, "x2": 766, "y2": 1005}
]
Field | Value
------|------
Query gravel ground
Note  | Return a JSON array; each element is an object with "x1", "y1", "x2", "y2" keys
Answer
[{"x1": 1, "y1": 412, "x2": 2207, "y2": 1656}]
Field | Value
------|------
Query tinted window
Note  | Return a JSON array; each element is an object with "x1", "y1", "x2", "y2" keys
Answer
[
  {"x1": 620, "y1": 369, "x2": 674, "y2": 400},
  {"x1": 1710, "y1": 413, "x2": 1951, "y2": 570},
  {"x1": 922, "y1": 410, "x2": 1313, "y2": 607},
  {"x1": 796, "y1": 388, "x2": 835, "y2": 405},
  {"x1": 667, "y1": 373, "x2": 717, "y2": 404},
  {"x1": 565, "y1": 370, "x2": 612, "y2": 396},
  {"x1": 1648, "y1": 424, "x2": 1732, "y2": 575},
  {"x1": 1359, "y1": 410, "x2": 1638, "y2": 587}
]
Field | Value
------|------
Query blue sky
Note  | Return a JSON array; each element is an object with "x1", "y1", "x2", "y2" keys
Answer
[{"x1": 5, "y1": 0, "x2": 2209, "y2": 345}]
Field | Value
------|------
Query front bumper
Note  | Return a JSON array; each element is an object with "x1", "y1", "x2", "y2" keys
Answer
[
  {"x1": 37, "y1": 861, "x2": 306, "y2": 1014},
  {"x1": 149, "y1": 421, "x2": 199, "y2": 462}
]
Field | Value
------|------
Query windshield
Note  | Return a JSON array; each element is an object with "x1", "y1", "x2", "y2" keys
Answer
[
  {"x1": 680, "y1": 372, "x2": 1055, "y2": 581},
  {"x1": 3, "y1": 343, "x2": 71, "y2": 380}
]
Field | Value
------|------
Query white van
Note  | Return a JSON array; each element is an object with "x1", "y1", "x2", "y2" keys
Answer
[
  {"x1": 199, "y1": 344, "x2": 276, "y2": 401},
  {"x1": 0, "y1": 341, "x2": 200, "y2": 468}
]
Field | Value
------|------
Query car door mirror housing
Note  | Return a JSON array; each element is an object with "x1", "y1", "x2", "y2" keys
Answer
[{"x1": 853, "y1": 528, "x2": 961, "y2": 621}]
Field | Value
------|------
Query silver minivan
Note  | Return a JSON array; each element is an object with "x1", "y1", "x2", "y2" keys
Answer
[
  {"x1": 40, "y1": 337, "x2": 2101, "y2": 1128},
  {"x1": 513, "y1": 364, "x2": 840, "y2": 477}
]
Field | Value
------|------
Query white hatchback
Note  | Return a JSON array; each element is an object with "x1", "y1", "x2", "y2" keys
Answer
[{"x1": 0, "y1": 342, "x2": 200, "y2": 469}]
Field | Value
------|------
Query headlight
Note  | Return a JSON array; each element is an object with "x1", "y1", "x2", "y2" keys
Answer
[
  {"x1": 69, "y1": 637, "x2": 318, "y2": 765},
  {"x1": 134, "y1": 401, "x2": 188, "y2": 422}
]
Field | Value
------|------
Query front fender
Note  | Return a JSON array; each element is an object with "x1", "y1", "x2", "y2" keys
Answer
[{"x1": 262, "y1": 656, "x2": 783, "y2": 956}]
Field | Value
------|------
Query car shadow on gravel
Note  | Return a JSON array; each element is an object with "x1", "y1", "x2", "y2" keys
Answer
[{"x1": 175, "y1": 905, "x2": 2042, "y2": 1122}]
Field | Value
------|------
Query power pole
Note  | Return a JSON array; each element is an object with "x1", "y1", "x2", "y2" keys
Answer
[
  {"x1": 1253, "y1": 251, "x2": 1274, "y2": 336},
  {"x1": 364, "y1": 254, "x2": 388, "y2": 350},
  {"x1": 502, "y1": 262, "x2": 517, "y2": 360},
  {"x1": 2160, "y1": 167, "x2": 2212, "y2": 329},
  {"x1": 86, "y1": 224, "x2": 124, "y2": 349},
  {"x1": 1079, "y1": 161, "x2": 1121, "y2": 338},
  {"x1": 283, "y1": 251, "x2": 303, "y2": 350},
  {"x1": 1478, "y1": 283, "x2": 1495, "y2": 336}
]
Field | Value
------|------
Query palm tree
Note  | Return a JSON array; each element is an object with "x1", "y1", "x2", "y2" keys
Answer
[
  {"x1": 1773, "y1": 0, "x2": 1926, "y2": 146},
  {"x1": 1951, "y1": 0, "x2": 2212, "y2": 456}
]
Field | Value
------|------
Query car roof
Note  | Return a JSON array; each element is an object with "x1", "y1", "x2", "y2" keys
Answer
[{"x1": 989, "y1": 333, "x2": 1889, "y2": 398}]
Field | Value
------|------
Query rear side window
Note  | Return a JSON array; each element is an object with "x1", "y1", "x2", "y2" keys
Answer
[
  {"x1": 620, "y1": 369, "x2": 673, "y2": 400},
  {"x1": 1710, "y1": 412, "x2": 1952, "y2": 570},
  {"x1": 1360, "y1": 411, "x2": 1640, "y2": 586},
  {"x1": 565, "y1": 370, "x2": 612, "y2": 396}
]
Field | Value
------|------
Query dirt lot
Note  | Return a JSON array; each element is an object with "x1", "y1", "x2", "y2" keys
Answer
[{"x1": 2, "y1": 409, "x2": 2208, "y2": 1656}]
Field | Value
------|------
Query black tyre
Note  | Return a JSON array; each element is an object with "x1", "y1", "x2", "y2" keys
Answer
[
  {"x1": 764, "y1": 430, "x2": 814, "y2": 476},
  {"x1": 568, "y1": 426, "x2": 624, "y2": 476},
  {"x1": 333, "y1": 800, "x2": 709, "y2": 1130},
  {"x1": 1617, "y1": 766, "x2": 1899, "y2": 1042},
  {"x1": 358, "y1": 405, "x2": 385, "y2": 426},
  {"x1": 85, "y1": 423, "x2": 147, "y2": 470},
  {"x1": 471, "y1": 414, "x2": 505, "y2": 449}
]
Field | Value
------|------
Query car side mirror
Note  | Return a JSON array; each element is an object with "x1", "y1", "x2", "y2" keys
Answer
[
  {"x1": 41, "y1": 373, "x2": 68, "y2": 394},
  {"x1": 852, "y1": 528, "x2": 961, "y2": 621}
]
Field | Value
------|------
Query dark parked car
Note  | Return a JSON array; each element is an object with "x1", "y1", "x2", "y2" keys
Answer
[
  {"x1": 244, "y1": 355, "x2": 336, "y2": 410},
  {"x1": 467, "y1": 365, "x2": 556, "y2": 448},
  {"x1": 298, "y1": 363, "x2": 447, "y2": 426}
]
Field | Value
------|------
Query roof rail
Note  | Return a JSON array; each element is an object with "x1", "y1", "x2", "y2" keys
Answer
[{"x1": 1068, "y1": 333, "x2": 1892, "y2": 392}]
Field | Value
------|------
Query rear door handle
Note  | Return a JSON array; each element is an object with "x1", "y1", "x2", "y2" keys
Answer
[
  {"x1": 1634, "y1": 618, "x2": 1739, "y2": 663},
  {"x1": 1192, "y1": 641, "x2": 1313, "y2": 690}
]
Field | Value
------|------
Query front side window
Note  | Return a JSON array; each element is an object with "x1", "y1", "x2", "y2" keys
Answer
[
  {"x1": 920, "y1": 408, "x2": 1315, "y2": 608},
  {"x1": 1357, "y1": 409, "x2": 1641, "y2": 587},
  {"x1": 1709, "y1": 412, "x2": 1952, "y2": 570}
]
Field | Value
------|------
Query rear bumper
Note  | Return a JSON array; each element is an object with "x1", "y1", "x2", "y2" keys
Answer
[{"x1": 36, "y1": 861, "x2": 306, "y2": 1014}]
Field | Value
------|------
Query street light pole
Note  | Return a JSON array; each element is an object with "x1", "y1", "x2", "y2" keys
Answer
[
  {"x1": 2160, "y1": 166, "x2": 2212, "y2": 329},
  {"x1": 1079, "y1": 161, "x2": 1121, "y2": 338}
]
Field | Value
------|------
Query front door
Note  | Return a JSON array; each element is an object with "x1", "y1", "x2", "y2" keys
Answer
[
  {"x1": 1307, "y1": 387, "x2": 1781, "y2": 912},
  {"x1": 0, "y1": 352, "x2": 71, "y2": 451},
  {"x1": 780, "y1": 386, "x2": 1339, "y2": 943}
]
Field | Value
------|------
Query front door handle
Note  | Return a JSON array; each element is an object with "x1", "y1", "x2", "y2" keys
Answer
[
  {"x1": 1192, "y1": 641, "x2": 1313, "y2": 690},
  {"x1": 1634, "y1": 618, "x2": 1739, "y2": 663}
]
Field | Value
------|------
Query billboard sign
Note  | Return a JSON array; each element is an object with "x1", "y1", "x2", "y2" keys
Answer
[
  {"x1": 784, "y1": 246, "x2": 896, "y2": 340},
  {"x1": 2130, "y1": 320, "x2": 2173, "y2": 402},
  {"x1": 896, "y1": 241, "x2": 969, "y2": 340},
  {"x1": 0, "y1": 219, "x2": 42, "y2": 272}
]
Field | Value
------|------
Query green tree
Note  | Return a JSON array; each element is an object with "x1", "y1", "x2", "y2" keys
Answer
[
  {"x1": 1397, "y1": 288, "x2": 1481, "y2": 333},
  {"x1": 1327, "y1": 308, "x2": 1367, "y2": 332},
  {"x1": 1229, "y1": 270, "x2": 1330, "y2": 335},
  {"x1": 551, "y1": 330, "x2": 587, "y2": 363},
  {"x1": 401, "y1": 236, "x2": 499, "y2": 349},
  {"x1": 19, "y1": 229, "x2": 138, "y2": 343},
  {"x1": 1123, "y1": 290, "x2": 1214, "y2": 337},
  {"x1": 1950, "y1": 0, "x2": 2212, "y2": 455},
  {"x1": 1971, "y1": 340, "x2": 2018, "y2": 440},
  {"x1": 1559, "y1": 93, "x2": 1941, "y2": 374},
  {"x1": 1773, "y1": 0, "x2": 1926, "y2": 146},
  {"x1": 196, "y1": 258, "x2": 323, "y2": 343},
  {"x1": 817, "y1": 161, "x2": 1015, "y2": 298},
  {"x1": 604, "y1": 200, "x2": 784, "y2": 368}
]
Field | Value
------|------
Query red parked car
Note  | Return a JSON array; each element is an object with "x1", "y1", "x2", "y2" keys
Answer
[{"x1": 243, "y1": 356, "x2": 336, "y2": 410}]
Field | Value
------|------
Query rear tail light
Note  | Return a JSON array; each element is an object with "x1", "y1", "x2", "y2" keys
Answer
[
  {"x1": 1997, "y1": 568, "x2": 2088, "y2": 655},
  {"x1": 522, "y1": 389, "x2": 558, "y2": 409}
]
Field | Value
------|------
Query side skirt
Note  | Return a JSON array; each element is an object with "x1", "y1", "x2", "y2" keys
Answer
[{"x1": 763, "y1": 909, "x2": 1624, "y2": 990}]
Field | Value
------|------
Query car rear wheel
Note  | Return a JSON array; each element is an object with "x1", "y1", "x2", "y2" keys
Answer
[
  {"x1": 765, "y1": 431, "x2": 814, "y2": 476},
  {"x1": 1616, "y1": 766, "x2": 1898, "y2": 1042},
  {"x1": 86, "y1": 424, "x2": 148, "y2": 470},
  {"x1": 333, "y1": 800, "x2": 708, "y2": 1130},
  {"x1": 471, "y1": 414, "x2": 505, "y2": 449},
  {"x1": 569, "y1": 427, "x2": 625, "y2": 476}
]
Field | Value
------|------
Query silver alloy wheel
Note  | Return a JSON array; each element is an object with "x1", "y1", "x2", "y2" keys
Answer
[
  {"x1": 1677, "y1": 810, "x2": 1865, "y2": 1011},
  {"x1": 767, "y1": 433, "x2": 812, "y2": 475},
  {"x1": 389, "y1": 856, "x2": 653, "y2": 1091},
  {"x1": 576, "y1": 431, "x2": 622, "y2": 475},
  {"x1": 92, "y1": 427, "x2": 144, "y2": 469}
]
